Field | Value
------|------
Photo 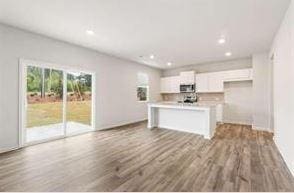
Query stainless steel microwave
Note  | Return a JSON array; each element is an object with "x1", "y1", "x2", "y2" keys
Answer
[{"x1": 180, "y1": 84, "x2": 195, "y2": 93}]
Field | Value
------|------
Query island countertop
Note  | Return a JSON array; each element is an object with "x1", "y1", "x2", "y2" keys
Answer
[
  {"x1": 148, "y1": 102, "x2": 217, "y2": 139},
  {"x1": 148, "y1": 102, "x2": 216, "y2": 111}
]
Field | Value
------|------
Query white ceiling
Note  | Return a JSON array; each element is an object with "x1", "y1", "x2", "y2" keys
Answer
[{"x1": 0, "y1": 0, "x2": 290, "y2": 69}]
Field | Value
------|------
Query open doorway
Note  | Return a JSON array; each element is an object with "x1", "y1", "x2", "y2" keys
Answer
[{"x1": 19, "y1": 59, "x2": 95, "y2": 146}]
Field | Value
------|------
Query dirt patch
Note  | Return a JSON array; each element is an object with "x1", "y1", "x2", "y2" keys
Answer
[{"x1": 27, "y1": 92, "x2": 91, "y2": 104}]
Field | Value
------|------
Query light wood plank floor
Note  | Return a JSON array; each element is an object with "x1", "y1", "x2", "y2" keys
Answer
[{"x1": 0, "y1": 122, "x2": 293, "y2": 192}]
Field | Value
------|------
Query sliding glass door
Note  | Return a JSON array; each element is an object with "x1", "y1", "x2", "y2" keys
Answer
[
  {"x1": 66, "y1": 72, "x2": 93, "y2": 135},
  {"x1": 22, "y1": 61, "x2": 95, "y2": 145},
  {"x1": 26, "y1": 66, "x2": 64, "y2": 143}
]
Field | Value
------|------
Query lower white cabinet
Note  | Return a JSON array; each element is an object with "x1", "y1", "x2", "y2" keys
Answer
[{"x1": 160, "y1": 76, "x2": 180, "y2": 93}]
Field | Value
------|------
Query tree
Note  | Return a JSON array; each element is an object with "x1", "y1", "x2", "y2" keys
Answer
[{"x1": 27, "y1": 66, "x2": 42, "y2": 93}]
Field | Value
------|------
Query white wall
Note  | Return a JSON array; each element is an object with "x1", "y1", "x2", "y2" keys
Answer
[
  {"x1": 223, "y1": 81, "x2": 253, "y2": 125},
  {"x1": 270, "y1": 0, "x2": 294, "y2": 175},
  {"x1": 0, "y1": 24, "x2": 162, "y2": 152},
  {"x1": 252, "y1": 52, "x2": 273, "y2": 131}
]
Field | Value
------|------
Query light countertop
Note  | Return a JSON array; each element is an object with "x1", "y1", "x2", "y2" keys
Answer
[{"x1": 148, "y1": 102, "x2": 216, "y2": 111}]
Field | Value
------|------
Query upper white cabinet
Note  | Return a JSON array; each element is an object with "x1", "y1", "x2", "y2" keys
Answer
[
  {"x1": 195, "y1": 68, "x2": 252, "y2": 93},
  {"x1": 160, "y1": 76, "x2": 180, "y2": 93},
  {"x1": 160, "y1": 78, "x2": 169, "y2": 93},
  {"x1": 161, "y1": 68, "x2": 253, "y2": 94},
  {"x1": 223, "y1": 68, "x2": 253, "y2": 82},
  {"x1": 196, "y1": 72, "x2": 224, "y2": 93},
  {"x1": 208, "y1": 72, "x2": 224, "y2": 92},
  {"x1": 180, "y1": 71, "x2": 195, "y2": 84},
  {"x1": 195, "y1": 73, "x2": 209, "y2": 92}
]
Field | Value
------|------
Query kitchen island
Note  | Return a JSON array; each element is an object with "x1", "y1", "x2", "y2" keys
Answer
[{"x1": 148, "y1": 102, "x2": 216, "y2": 139}]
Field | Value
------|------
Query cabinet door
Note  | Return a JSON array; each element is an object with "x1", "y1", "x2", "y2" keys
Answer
[
  {"x1": 208, "y1": 72, "x2": 224, "y2": 92},
  {"x1": 160, "y1": 76, "x2": 180, "y2": 93},
  {"x1": 195, "y1": 74, "x2": 209, "y2": 92},
  {"x1": 160, "y1": 78, "x2": 169, "y2": 93},
  {"x1": 223, "y1": 69, "x2": 252, "y2": 81},
  {"x1": 180, "y1": 71, "x2": 195, "y2": 84},
  {"x1": 186, "y1": 72, "x2": 195, "y2": 84},
  {"x1": 170, "y1": 76, "x2": 180, "y2": 93}
]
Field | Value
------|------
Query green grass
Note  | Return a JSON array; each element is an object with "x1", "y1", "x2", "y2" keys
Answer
[{"x1": 27, "y1": 101, "x2": 91, "y2": 128}]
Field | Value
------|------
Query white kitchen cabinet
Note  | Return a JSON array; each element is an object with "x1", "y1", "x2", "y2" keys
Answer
[
  {"x1": 162, "y1": 68, "x2": 253, "y2": 94},
  {"x1": 170, "y1": 76, "x2": 180, "y2": 93},
  {"x1": 180, "y1": 71, "x2": 195, "y2": 84},
  {"x1": 223, "y1": 68, "x2": 253, "y2": 82},
  {"x1": 208, "y1": 72, "x2": 224, "y2": 92},
  {"x1": 195, "y1": 73, "x2": 209, "y2": 92},
  {"x1": 160, "y1": 78, "x2": 169, "y2": 93},
  {"x1": 196, "y1": 68, "x2": 253, "y2": 93},
  {"x1": 160, "y1": 76, "x2": 180, "y2": 93},
  {"x1": 196, "y1": 72, "x2": 224, "y2": 93}
]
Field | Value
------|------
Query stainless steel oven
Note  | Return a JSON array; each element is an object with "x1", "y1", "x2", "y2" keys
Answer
[{"x1": 180, "y1": 84, "x2": 195, "y2": 93}]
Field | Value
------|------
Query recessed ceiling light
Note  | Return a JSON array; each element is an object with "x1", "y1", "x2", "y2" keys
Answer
[
  {"x1": 86, "y1": 30, "x2": 94, "y2": 35},
  {"x1": 225, "y1": 52, "x2": 232, "y2": 56},
  {"x1": 218, "y1": 38, "x2": 226, "y2": 44},
  {"x1": 167, "y1": 62, "x2": 172, "y2": 66},
  {"x1": 150, "y1": 55, "x2": 155, "y2": 59}
]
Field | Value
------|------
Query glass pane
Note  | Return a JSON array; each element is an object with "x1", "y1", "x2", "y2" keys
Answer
[
  {"x1": 66, "y1": 72, "x2": 93, "y2": 135},
  {"x1": 26, "y1": 66, "x2": 64, "y2": 143},
  {"x1": 137, "y1": 86, "x2": 148, "y2": 101}
]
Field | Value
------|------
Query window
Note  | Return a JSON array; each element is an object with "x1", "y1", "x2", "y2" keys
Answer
[{"x1": 137, "y1": 73, "x2": 149, "y2": 102}]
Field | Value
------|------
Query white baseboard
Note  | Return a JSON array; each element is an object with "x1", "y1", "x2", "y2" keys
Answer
[
  {"x1": 0, "y1": 146, "x2": 19, "y2": 154},
  {"x1": 97, "y1": 118, "x2": 147, "y2": 131},
  {"x1": 252, "y1": 125, "x2": 273, "y2": 133},
  {"x1": 223, "y1": 122, "x2": 273, "y2": 133},
  {"x1": 223, "y1": 121, "x2": 252, "y2": 126}
]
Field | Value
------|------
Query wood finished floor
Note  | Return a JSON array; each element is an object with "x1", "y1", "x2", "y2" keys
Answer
[{"x1": 0, "y1": 122, "x2": 294, "y2": 192}]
